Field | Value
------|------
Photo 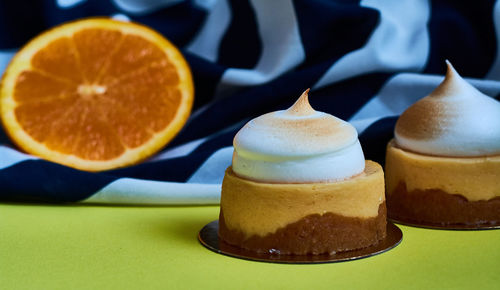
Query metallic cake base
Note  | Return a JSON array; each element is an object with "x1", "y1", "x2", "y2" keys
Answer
[
  {"x1": 389, "y1": 217, "x2": 500, "y2": 230},
  {"x1": 198, "y1": 220, "x2": 402, "y2": 264}
]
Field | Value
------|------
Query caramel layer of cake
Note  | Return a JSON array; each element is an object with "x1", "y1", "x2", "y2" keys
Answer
[
  {"x1": 219, "y1": 204, "x2": 387, "y2": 255},
  {"x1": 388, "y1": 183, "x2": 500, "y2": 226},
  {"x1": 218, "y1": 161, "x2": 386, "y2": 254},
  {"x1": 386, "y1": 140, "x2": 500, "y2": 202},
  {"x1": 385, "y1": 139, "x2": 500, "y2": 226}
]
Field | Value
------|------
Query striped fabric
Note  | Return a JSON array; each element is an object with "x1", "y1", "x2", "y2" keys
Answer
[{"x1": 1, "y1": 0, "x2": 499, "y2": 204}]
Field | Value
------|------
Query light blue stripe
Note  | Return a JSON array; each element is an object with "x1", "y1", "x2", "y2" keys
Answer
[
  {"x1": 56, "y1": 0, "x2": 87, "y2": 9},
  {"x1": 0, "y1": 146, "x2": 38, "y2": 170},
  {"x1": 111, "y1": 0, "x2": 183, "y2": 15},
  {"x1": 85, "y1": 178, "x2": 221, "y2": 204},
  {"x1": 187, "y1": 146, "x2": 232, "y2": 184},
  {"x1": 486, "y1": 0, "x2": 500, "y2": 80},
  {"x1": 186, "y1": 0, "x2": 231, "y2": 63},
  {"x1": 0, "y1": 50, "x2": 16, "y2": 76}
]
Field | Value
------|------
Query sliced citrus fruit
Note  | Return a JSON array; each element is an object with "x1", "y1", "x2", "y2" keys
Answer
[{"x1": 0, "y1": 18, "x2": 194, "y2": 171}]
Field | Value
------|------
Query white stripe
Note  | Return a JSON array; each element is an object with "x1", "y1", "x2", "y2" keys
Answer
[
  {"x1": 187, "y1": 146, "x2": 232, "y2": 184},
  {"x1": 0, "y1": 50, "x2": 16, "y2": 75},
  {"x1": 313, "y1": 0, "x2": 431, "y2": 90},
  {"x1": 84, "y1": 178, "x2": 220, "y2": 204},
  {"x1": 112, "y1": 0, "x2": 183, "y2": 15},
  {"x1": 0, "y1": 145, "x2": 38, "y2": 170},
  {"x1": 194, "y1": 0, "x2": 219, "y2": 10},
  {"x1": 57, "y1": 0, "x2": 87, "y2": 9},
  {"x1": 349, "y1": 73, "x2": 500, "y2": 133},
  {"x1": 186, "y1": 0, "x2": 231, "y2": 62},
  {"x1": 215, "y1": 0, "x2": 305, "y2": 96},
  {"x1": 486, "y1": 0, "x2": 500, "y2": 80},
  {"x1": 111, "y1": 13, "x2": 131, "y2": 22}
]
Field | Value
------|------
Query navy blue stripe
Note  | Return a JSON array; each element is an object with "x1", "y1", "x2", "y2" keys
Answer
[
  {"x1": 217, "y1": 0, "x2": 261, "y2": 69},
  {"x1": 0, "y1": 0, "x2": 206, "y2": 49},
  {"x1": 40, "y1": 0, "x2": 118, "y2": 27},
  {"x1": 181, "y1": 52, "x2": 226, "y2": 114},
  {"x1": 358, "y1": 116, "x2": 399, "y2": 167},
  {"x1": 0, "y1": 160, "x2": 116, "y2": 202},
  {"x1": 293, "y1": 0, "x2": 379, "y2": 66},
  {"x1": 424, "y1": 0, "x2": 497, "y2": 77},
  {"x1": 0, "y1": 0, "x2": 47, "y2": 49},
  {"x1": 130, "y1": 1, "x2": 207, "y2": 47},
  {"x1": 0, "y1": 128, "x2": 12, "y2": 145}
]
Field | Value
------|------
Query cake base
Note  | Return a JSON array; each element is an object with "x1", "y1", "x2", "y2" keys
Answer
[
  {"x1": 388, "y1": 183, "x2": 500, "y2": 229},
  {"x1": 219, "y1": 204, "x2": 387, "y2": 255},
  {"x1": 199, "y1": 220, "x2": 401, "y2": 264}
]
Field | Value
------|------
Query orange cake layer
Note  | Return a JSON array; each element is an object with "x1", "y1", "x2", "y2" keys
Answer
[
  {"x1": 219, "y1": 160, "x2": 385, "y2": 238},
  {"x1": 385, "y1": 140, "x2": 500, "y2": 202},
  {"x1": 219, "y1": 204, "x2": 387, "y2": 255}
]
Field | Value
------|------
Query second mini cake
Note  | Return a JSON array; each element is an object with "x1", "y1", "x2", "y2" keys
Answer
[
  {"x1": 386, "y1": 61, "x2": 500, "y2": 227},
  {"x1": 218, "y1": 89, "x2": 387, "y2": 255}
]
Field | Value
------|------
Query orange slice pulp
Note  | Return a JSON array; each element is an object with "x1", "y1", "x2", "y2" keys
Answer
[{"x1": 0, "y1": 18, "x2": 194, "y2": 171}]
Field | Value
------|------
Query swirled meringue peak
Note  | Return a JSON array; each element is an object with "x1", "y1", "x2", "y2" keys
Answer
[
  {"x1": 232, "y1": 89, "x2": 365, "y2": 183},
  {"x1": 395, "y1": 60, "x2": 500, "y2": 157}
]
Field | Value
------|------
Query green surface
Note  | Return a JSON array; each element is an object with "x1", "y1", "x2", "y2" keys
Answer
[{"x1": 1, "y1": 203, "x2": 499, "y2": 290}]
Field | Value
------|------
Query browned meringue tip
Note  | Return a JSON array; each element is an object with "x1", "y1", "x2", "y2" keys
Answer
[
  {"x1": 444, "y1": 59, "x2": 458, "y2": 80},
  {"x1": 428, "y1": 60, "x2": 464, "y2": 98},
  {"x1": 395, "y1": 59, "x2": 500, "y2": 157},
  {"x1": 287, "y1": 88, "x2": 316, "y2": 116}
]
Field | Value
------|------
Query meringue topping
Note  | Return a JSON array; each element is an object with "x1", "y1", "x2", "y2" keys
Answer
[
  {"x1": 232, "y1": 89, "x2": 365, "y2": 183},
  {"x1": 395, "y1": 61, "x2": 500, "y2": 157}
]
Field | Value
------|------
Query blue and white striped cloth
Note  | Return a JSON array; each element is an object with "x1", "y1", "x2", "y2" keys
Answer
[{"x1": 1, "y1": 0, "x2": 500, "y2": 204}]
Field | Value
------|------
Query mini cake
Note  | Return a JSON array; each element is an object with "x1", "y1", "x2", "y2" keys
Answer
[
  {"x1": 218, "y1": 89, "x2": 387, "y2": 255},
  {"x1": 386, "y1": 61, "x2": 500, "y2": 227}
]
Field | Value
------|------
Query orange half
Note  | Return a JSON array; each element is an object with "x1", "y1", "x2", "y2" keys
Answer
[{"x1": 0, "y1": 18, "x2": 194, "y2": 171}]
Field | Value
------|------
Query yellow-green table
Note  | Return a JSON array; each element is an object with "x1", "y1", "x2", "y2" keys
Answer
[{"x1": 1, "y1": 203, "x2": 499, "y2": 289}]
